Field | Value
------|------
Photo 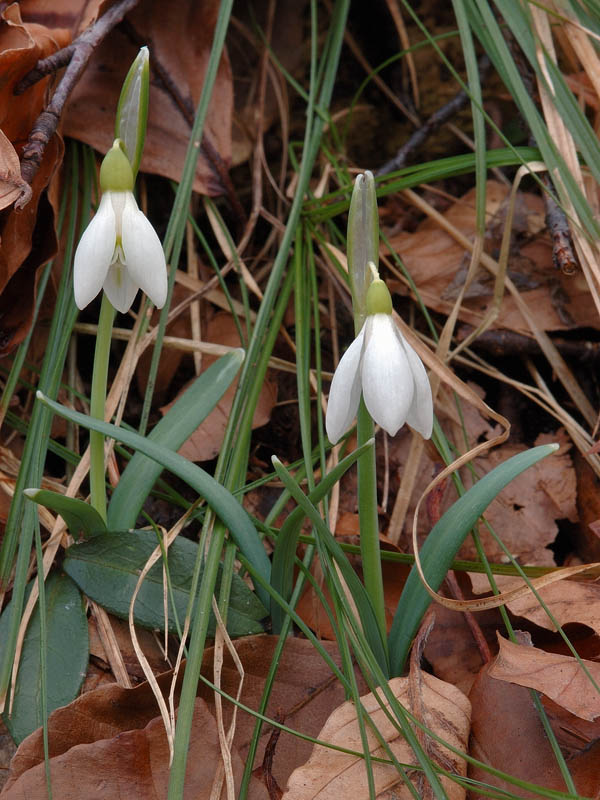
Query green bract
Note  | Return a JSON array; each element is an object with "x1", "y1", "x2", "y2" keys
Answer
[
  {"x1": 365, "y1": 278, "x2": 392, "y2": 316},
  {"x1": 99, "y1": 140, "x2": 134, "y2": 192}
]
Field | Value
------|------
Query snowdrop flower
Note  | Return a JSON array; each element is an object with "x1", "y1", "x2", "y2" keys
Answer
[
  {"x1": 73, "y1": 139, "x2": 167, "y2": 313},
  {"x1": 326, "y1": 273, "x2": 433, "y2": 443}
]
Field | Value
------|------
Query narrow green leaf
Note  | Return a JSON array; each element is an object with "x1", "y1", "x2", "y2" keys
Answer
[
  {"x1": 36, "y1": 392, "x2": 271, "y2": 610},
  {"x1": 270, "y1": 438, "x2": 375, "y2": 632},
  {"x1": 63, "y1": 530, "x2": 266, "y2": 637},
  {"x1": 271, "y1": 456, "x2": 389, "y2": 675},
  {"x1": 1, "y1": 573, "x2": 88, "y2": 744},
  {"x1": 107, "y1": 349, "x2": 245, "y2": 530},
  {"x1": 115, "y1": 45, "x2": 150, "y2": 177},
  {"x1": 24, "y1": 488, "x2": 106, "y2": 538},
  {"x1": 389, "y1": 443, "x2": 559, "y2": 676}
]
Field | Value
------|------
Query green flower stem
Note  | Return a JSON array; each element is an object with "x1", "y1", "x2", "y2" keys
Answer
[
  {"x1": 89, "y1": 293, "x2": 115, "y2": 521},
  {"x1": 357, "y1": 398, "x2": 387, "y2": 646}
]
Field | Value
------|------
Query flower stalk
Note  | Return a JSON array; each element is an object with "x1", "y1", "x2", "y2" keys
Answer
[{"x1": 89, "y1": 292, "x2": 115, "y2": 521}]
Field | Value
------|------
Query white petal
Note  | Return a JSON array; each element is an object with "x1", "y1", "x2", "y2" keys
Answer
[
  {"x1": 361, "y1": 314, "x2": 413, "y2": 437},
  {"x1": 103, "y1": 261, "x2": 139, "y2": 313},
  {"x1": 73, "y1": 193, "x2": 116, "y2": 309},
  {"x1": 325, "y1": 326, "x2": 365, "y2": 443},
  {"x1": 400, "y1": 331, "x2": 433, "y2": 439},
  {"x1": 121, "y1": 193, "x2": 168, "y2": 308}
]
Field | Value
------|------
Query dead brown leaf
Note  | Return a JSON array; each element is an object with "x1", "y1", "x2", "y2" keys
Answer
[
  {"x1": 5, "y1": 635, "x2": 367, "y2": 797},
  {"x1": 469, "y1": 573, "x2": 600, "y2": 636},
  {"x1": 159, "y1": 312, "x2": 277, "y2": 462},
  {"x1": 459, "y1": 431, "x2": 576, "y2": 566},
  {"x1": 489, "y1": 634, "x2": 600, "y2": 721},
  {"x1": 2, "y1": 698, "x2": 262, "y2": 800},
  {"x1": 0, "y1": 4, "x2": 69, "y2": 351},
  {"x1": 385, "y1": 180, "x2": 599, "y2": 333},
  {"x1": 424, "y1": 604, "x2": 503, "y2": 697},
  {"x1": 63, "y1": 0, "x2": 232, "y2": 195},
  {"x1": 469, "y1": 662, "x2": 600, "y2": 798},
  {"x1": 283, "y1": 673, "x2": 470, "y2": 800}
]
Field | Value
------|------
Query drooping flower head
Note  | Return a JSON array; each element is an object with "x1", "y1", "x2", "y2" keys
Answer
[
  {"x1": 326, "y1": 268, "x2": 433, "y2": 443},
  {"x1": 73, "y1": 139, "x2": 167, "y2": 313}
]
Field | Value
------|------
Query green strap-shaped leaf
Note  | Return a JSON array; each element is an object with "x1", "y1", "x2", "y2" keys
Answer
[
  {"x1": 64, "y1": 530, "x2": 266, "y2": 637},
  {"x1": 108, "y1": 349, "x2": 244, "y2": 530},
  {"x1": 271, "y1": 456, "x2": 389, "y2": 675},
  {"x1": 36, "y1": 391, "x2": 271, "y2": 610},
  {"x1": 389, "y1": 443, "x2": 558, "y2": 676},
  {"x1": 115, "y1": 45, "x2": 150, "y2": 177},
  {"x1": 24, "y1": 488, "x2": 106, "y2": 538},
  {"x1": 270, "y1": 439, "x2": 374, "y2": 632},
  {"x1": 1, "y1": 573, "x2": 88, "y2": 744}
]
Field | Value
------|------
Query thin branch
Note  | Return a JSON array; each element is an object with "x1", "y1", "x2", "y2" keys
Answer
[
  {"x1": 16, "y1": 0, "x2": 140, "y2": 198},
  {"x1": 376, "y1": 56, "x2": 490, "y2": 176}
]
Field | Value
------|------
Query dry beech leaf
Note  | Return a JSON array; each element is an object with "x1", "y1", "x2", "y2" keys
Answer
[
  {"x1": 489, "y1": 634, "x2": 600, "y2": 721},
  {"x1": 385, "y1": 180, "x2": 599, "y2": 333},
  {"x1": 6, "y1": 635, "x2": 366, "y2": 796},
  {"x1": 0, "y1": 5, "x2": 68, "y2": 351},
  {"x1": 63, "y1": 0, "x2": 232, "y2": 195},
  {"x1": 0, "y1": 129, "x2": 28, "y2": 210},
  {"x1": 469, "y1": 573, "x2": 600, "y2": 636},
  {"x1": 1, "y1": 698, "x2": 264, "y2": 800},
  {"x1": 283, "y1": 673, "x2": 471, "y2": 800},
  {"x1": 424, "y1": 604, "x2": 503, "y2": 697},
  {"x1": 160, "y1": 312, "x2": 277, "y2": 462},
  {"x1": 469, "y1": 662, "x2": 600, "y2": 798},
  {"x1": 459, "y1": 431, "x2": 576, "y2": 566}
]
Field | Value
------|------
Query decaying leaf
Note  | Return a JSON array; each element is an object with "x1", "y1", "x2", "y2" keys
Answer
[
  {"x1": 489, "y1": 633, "x2": 600, "y2": 721},
  {"x1": 469, "y1": 662, "x2": 600, "y2": 797},
  {"x1": 160, "y1": 313, "x2": 277, "y2": 462},
  {"x1": 283, "y1": 673, "x2": 470, "y2": 800},
  {"x1": 385, "y1": 180, "x2": 599, "y2": 333},
  {"x1": 0, "y1": 4, "x2": 69, "y2": 351},
  {"x1": 63, "y1": 0, "x2": 232, "y2": 195},
  {"x1": 459, "y1": 431, "x2": 576, "y2": 566},
  {"x1": 469, "y1": 572, "x2": 600, "y2": 636},
  {"x1": 5, "y1": 635, "x2": 368, "y2": 797},
  {"x1": 1, "y1": 698, "x2": 265, "y2": 800}
]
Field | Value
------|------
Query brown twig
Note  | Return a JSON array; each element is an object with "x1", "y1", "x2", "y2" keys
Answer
[
  {"x1": 16, "y1": 0, "x2": 140, "y2": 197},
  {"x1": 376, "y1": 56, "x2": 490, "y2": 176},
  {"x1": 541, "y1": 173, "x2": 579, "y2": 275}
]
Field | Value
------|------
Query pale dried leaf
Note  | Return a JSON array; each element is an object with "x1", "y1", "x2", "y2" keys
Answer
[
  {"x1": 469, "y1": 573, "x2": 600, "y2": 635},
  {"x1": 489, "y1": 634, "x2": 600, "y2": 720},
  {"x1": 283, "y1": 674, "x2": 470, "y2": 800}
]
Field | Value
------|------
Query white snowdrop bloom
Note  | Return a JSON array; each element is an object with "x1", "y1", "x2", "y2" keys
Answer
[
  {"x1": 326, "y1": 279, "x2": 433, "y2": 443},
  {"x1": 73, "y1": 139, "x2": 167, "y2": 313}
]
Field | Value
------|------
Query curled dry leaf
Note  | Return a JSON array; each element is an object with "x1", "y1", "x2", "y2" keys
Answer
[
  {"x1": 283, "y1": 673, "x2": 470, "y2": 800},
  {"x1": 469, "y1": 572, "x2": 600, "y2": 636},
  {"x1": 5, "y1": 635, "x2": 366, "y2": 797},
  {"x1": 159, "y1": 312, "x2": 277, "y2": 462},
  {"x1": 459, "y1": 431, "x2": 576, "y2": 566},
  {"x1": 0, "y1": 4, "x2": 69, "y2": 351},
  {"x1": 489, "y1": 634, "x2": 600, "y2": 721},
  {"x1": 63, "y1": 0, "x2": 232, "y2": 195},
  {"x1": 1, "y1": 698, "x2": 262, "y2": 800},
  {"x1": 385, "y1": 180, "x2": 599, "y2": 333},
  {"x1": 469, "y1": 662, "x2": 600, "y2": 798}
]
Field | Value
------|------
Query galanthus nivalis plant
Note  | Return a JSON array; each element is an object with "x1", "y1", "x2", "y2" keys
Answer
[
  {"x1": 326, "y1": 266, "x2": 433, "y2": 444},
  {"x1": 73, "y1": 139, "x2": 167, "y2": 313}
]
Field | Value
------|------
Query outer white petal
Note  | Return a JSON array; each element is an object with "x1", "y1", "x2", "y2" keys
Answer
[
  {"x1": 103, "y1": 262, "x2": 139, "y2": 313},
  {"x1": 325, "y1": 326, "x2": 365, "y2": 443},
  {"x1": 121, "y1": 193, "x2": 168, "y2": 308},
  {"x1": 361, "y1": 314, "x2": 413, "y2": 436},
  {"x1": 399, "y1": 330, "x2": 433, "y2": 439},
  {"x1": 73, "y1": 193, "x2": 116, "y2": 309}
]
